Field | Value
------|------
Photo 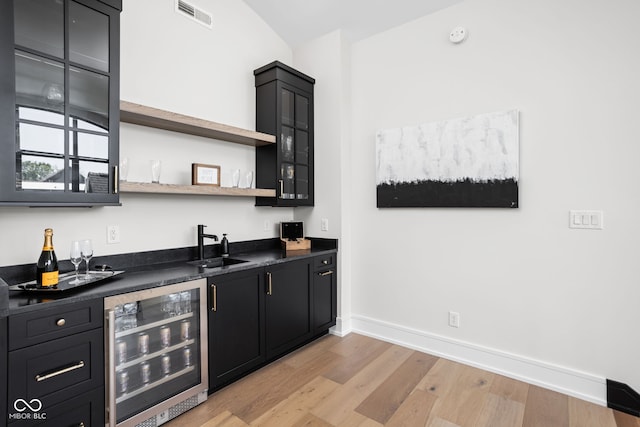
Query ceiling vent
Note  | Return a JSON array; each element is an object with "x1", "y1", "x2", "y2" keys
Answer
[{"x1": 175, "y1": 0, "x2": 213, "y2": 29}]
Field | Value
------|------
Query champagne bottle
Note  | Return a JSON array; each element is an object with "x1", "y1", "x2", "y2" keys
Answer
[{"x1": 36, "y1": 228, "x2": 59, "y2": 287}]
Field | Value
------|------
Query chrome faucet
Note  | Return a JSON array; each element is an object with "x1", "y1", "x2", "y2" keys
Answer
[{"x1": 197, "y1": 224, "x2": 218, "y2": 260}]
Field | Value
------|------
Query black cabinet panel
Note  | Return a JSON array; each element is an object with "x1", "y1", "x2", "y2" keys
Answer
[
  {"x1": 265, "y1": 258, "x2": 312, "y2": 358},
  {"x1": 9, "y1": 298, "x2": 103, "y2": 350},
  {"x1": 255, "y1": 61, "x2": 315, "y2": 207},
  {"x1": 8, "y1": 328, "x2": 104, "y2": 410},
  {"x1": 0, "y1": 0, "x2": 121, "y2": 206},
  {"x1": 313, "y1": 268, "x2": 337, "y2": 333},
  {"x1": 0, "y1": 317, "x2": 7, "y2": 424},
  {"x1": 7, "y1": 386, "x2": 104, "y2": 426},
  {"x1": 208, "y1": 268, "x2": 266, "y2": 390}
]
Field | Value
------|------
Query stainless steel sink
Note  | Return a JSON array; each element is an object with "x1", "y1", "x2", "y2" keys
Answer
[{"x1": 187, "y1": 257, "x2": 248, "y2": 269}]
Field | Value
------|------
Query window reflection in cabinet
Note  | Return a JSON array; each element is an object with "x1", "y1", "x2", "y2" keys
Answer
[{"x1": 1, "y1": 0, "x2": 120, "y2": 205}]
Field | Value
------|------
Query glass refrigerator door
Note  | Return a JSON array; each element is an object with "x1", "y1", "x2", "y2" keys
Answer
[{"x1": 104, "y1": 279, "x2": 208, "y2": 427}]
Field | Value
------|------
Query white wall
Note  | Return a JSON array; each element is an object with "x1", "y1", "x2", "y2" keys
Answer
[
  {"x1": 0, "y1": 0, "x2": 294, "y2": 266},
  {"x1": 348, "y1": 0, "x2": 640, "y2": 404},
  {"x1": 292, "y1": 30, "x2": 353, "y2": 329}
]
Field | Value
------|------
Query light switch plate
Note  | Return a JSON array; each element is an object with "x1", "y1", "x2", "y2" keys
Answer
[{"x1": 569, "y1": 210, "x2": 603, "y2": 229}]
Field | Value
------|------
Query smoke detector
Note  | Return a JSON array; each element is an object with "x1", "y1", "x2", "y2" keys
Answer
[{"x1": 449, "y1": 26, "x2": 467, "y2": 44}]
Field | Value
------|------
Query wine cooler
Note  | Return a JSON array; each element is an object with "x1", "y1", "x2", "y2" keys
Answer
[{"x1": 104, "y1": 279, "x2": 208, "y2": 427}]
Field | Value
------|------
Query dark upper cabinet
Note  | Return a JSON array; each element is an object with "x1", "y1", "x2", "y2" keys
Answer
[
  {"x1": 254, "y1": 61, "x2": 315, "y2": 207},
  {"x1": 0, "y1": 0, "x2": 121, "y2": 206}
]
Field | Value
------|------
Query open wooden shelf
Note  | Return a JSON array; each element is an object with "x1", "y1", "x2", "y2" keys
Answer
[
  {"x1": 120, "y1": 101, "x2": 276, "y2": 147},
  {"x1": 119, "y1": 181, "x2": 276, "y2": 198}
]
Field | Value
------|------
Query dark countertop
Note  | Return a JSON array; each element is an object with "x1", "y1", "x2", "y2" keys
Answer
[{"x1": 2, "y1": 238, "x2": 337, "y2": 315}]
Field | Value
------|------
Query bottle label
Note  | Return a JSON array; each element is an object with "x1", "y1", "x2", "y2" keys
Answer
[{"x1": 40, "y1": 271, "x2": 59, "y2": 287}]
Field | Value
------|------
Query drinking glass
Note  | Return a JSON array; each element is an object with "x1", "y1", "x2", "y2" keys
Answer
[
  {"x1": 232, "y1": 169, "x2": 240, "y2": 187},
  {"x1": 69, "y1": 240, "x2": 83, "y2": 284},
  {"x1": 120, "y1": 157, "x2": 129, "y2": 181},
  {"x1": 80, "y1": 239, "x2": 93, "y2": 278},
  {"x1": 151, "y1": 160, "x2": 161, "y2": 183}
]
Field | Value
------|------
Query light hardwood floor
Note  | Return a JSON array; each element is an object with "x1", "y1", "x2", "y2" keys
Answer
[{"x1": 166, "y1": 333, "x2": 640, "y2": 427}]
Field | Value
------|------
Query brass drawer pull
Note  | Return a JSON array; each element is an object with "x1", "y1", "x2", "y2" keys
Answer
[
  {"x1": 35, "y1": 360, "x2": 85, "y2": 382},
  {"x1": 211, "y1": 284, "x2": 217, "y2": 312},
  {"x1": 318, "y1": 270, "x2": 334, "y2": 277},
  {"x1": 56, "y1": 318, "x2": 66, "y2": 327},
  {"x1": 266, "y1": 272, "x2": 273, "y2": 295}
]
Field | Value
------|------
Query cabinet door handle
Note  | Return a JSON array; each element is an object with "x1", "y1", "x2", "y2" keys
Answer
[
  {"x1": 279, "y1": 180, "x2": 284, "y2": 199},
  {"x1": 266, "y1": 272, "x2": 273, "y2": 295},
  {"x1": 211, "y1": 284, "x2": 217, "y2": 312},
  {"x1": 318, "y1": 270, "x2": 334, "y2": 277},
  {"x1": 35, "y1": 360, "x2": 85, "y2": 382},
  {"x1": 114, "y1": 165, "x2": 119, "y2": 194},
  {"x1": 56, "y1": 318, "x2": 66, "y2": 327}
]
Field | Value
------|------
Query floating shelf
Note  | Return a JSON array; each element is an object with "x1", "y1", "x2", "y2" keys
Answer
[
  {"x1": 120, "y1": 101, "x2": 276, "y2": 147},
  {"x1": 119, "y1": 181, "x2": 276, "y2": 198}
]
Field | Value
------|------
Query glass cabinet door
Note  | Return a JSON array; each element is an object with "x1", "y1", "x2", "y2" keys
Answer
[
  {"x1": 105, "y1": 280, "x2": 208, "y2": 427},
  {"x1": 3, "y1": 0, "x2": 119, "y2": 204},
  {"x1": 279, "y1": 86, "x2": 311, "y2": 202}
]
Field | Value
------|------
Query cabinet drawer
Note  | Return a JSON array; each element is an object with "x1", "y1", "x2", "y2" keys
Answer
[
  {"x1": 314, "y1": 254, "x2": 335, "y2": 270},
  {"x1": 7, "y1": 386, "x2": 104, "y2": 426},
  {"x1": 8, "y1": 329, "x2": 104, "y2": 409},
  {"x1": 9, "y1": 299, "x2": 103, "y2": 350}
]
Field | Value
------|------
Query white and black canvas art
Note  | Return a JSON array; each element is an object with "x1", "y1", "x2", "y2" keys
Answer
[{"x1": 376, "y1": 109, "x2": 519, "y2": 208}]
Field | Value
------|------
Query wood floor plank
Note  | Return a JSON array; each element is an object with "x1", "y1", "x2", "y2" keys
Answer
[
  {"x1": 249, "y1": 376, "x2": 340, "y2": 427},
  {"x1": 281, "y1": 334, "x2": 343, "y2": 369},
  {"x1": 339, "y1": 411, "x2": 384, "y2": 427},
  {"x1": 568, "y1": 396, "x2": 617, "y2": 427},
  {"x1": 223, "y1": 352, "x2": 340, "y2": 424},
  {"x1": 426, "y1": 416, "x2": 461, "y2": 427},
  {"x1": 355, "y1": 351, "x2": 438, "y2": 424},
  {"x1": 201, "y1": 411, "x2": 249, "y2": 427},
  {"x1": 291, "y1": 412, "x2": 334, "y2": 427},
  {"x1": 322, "y1": 334, "x2": 392, "y2": 384},
  {"x1": 522, "y1": 385, "x2": 569, "y2": 427},
  {"x1": 163, "y1": 334, "x2": 627, "y2": 427},
  {"x1": 416, "y1": 358, "x2": 465, "y2": 397},
  {"x1": 474, "y1": 393, "x2": 526, "y2": 427},
  {"x1": 613, "y1": 409, "x2": 640, "y2": 427},
  {"x1": 490, "y1": 374, "x2": 530, "y2": 404},
  {"x1": 428, "y1": 362, "x2": 494, "y2": 426},
  {"x1": 385, "y1": 388, "x2": 439, "y2": 427},
  {"x1": 310, "y1": 344, "x2": 413, "y2": 425}
]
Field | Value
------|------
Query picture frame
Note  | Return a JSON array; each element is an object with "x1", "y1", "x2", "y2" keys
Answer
[{"x1": 192, "y1": 163, "x2": 221, "y2": 186}]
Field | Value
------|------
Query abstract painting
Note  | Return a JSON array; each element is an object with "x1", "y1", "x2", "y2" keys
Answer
[{"x1": 376, "y1": 110, "x2": 519, "y2": 208}]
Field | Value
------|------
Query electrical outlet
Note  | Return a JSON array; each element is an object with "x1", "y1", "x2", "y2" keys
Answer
[
  {"x1": 321, "y1": 218, "x2": 329, "y2": 232},
  {"x1": 263, "y1": 220, "x2": 270, "y2": 232},
  {"x1": 448, "y1": 311, "x2": 460, "y2": 328},
  {"x1": 107, "y1": 225, "x2": 120, "y2": 244}
]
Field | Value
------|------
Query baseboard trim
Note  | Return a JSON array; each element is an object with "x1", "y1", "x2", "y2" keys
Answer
[
  {"x1": 607, "y1": 379, "x2": 640, "y2": 416},
  {"x1": 329, "y1": 316, "x2": 352, "y2": 337},
  {"x1": 350, "y1": 314, "x2": 606, "y2": 406}
]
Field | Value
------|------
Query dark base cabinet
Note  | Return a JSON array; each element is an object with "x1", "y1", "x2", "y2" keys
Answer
[
  {"x1": 208, "y1": 268, "x2": 266, "y2": 391},
  {"x1": 208, "y1": 253, "x2": 337, "y2": 393},
  {"x1": 265, "y1": 258, "x2": 312, "y2": 359},
  {"x1": 313, "y1": 254, "x2": 337, "y2": 334},
  {"x1": 6, "y1": 299, "x2": 104, "y2": 426},
  {"x1": 1, "y1": 317, "x2": 6, "y2": 424}
]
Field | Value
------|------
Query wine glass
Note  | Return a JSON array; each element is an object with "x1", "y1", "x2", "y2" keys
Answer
[
  {"x1": 70, "y1": 241, "x2": 83, "y2": 284},
  {"x1": 80, "y1": 239, "x2": 93, "y2": 278}
]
